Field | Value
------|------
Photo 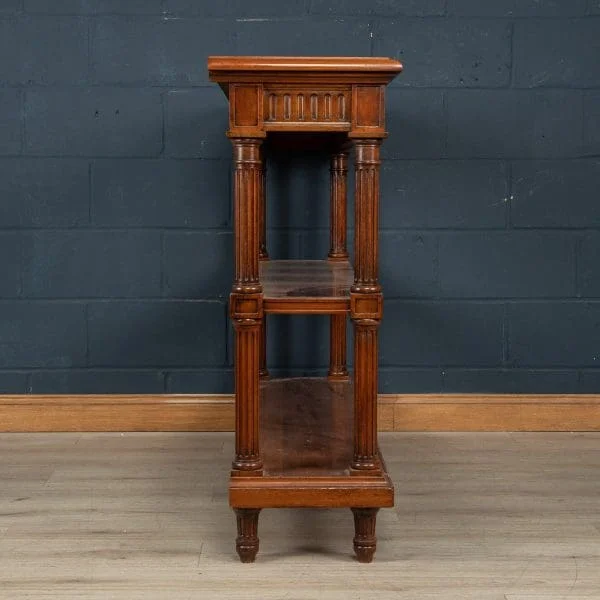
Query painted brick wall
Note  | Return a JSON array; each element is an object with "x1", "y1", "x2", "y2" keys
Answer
[{"x1": 1, "y1": 0, "x2": 599, "y2": 394}]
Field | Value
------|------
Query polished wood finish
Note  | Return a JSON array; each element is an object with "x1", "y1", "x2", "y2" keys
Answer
[
  {"x1": 328, "y1": 148, "x2": 349, "y2": 261},
  {"x1": 352, "y1": 507, "x2": 379, "y2": 563},
  {"x1": 235, "y1": 508, "x2": 261, "y2": 563},
  {"x1": 232, "y1": 138, "x2": 262, "y2": 293},
  {"x1": 230, "y1": 378, "x2": 394, "y2": 510},
  {"x1": 208, "y1": 56, "x2": 402, "y2": 138},
  {"x1": 258, "y1": 143, "x2": 268, "y2": 261},
  {"x1": 231, "y1": 318, "x2": 262, "y2": 473},
  {"x1": 328, "y1": 314, "x2": 348, "y2": 380},
  {"x1": 259, "y1": 319, "x2": 269, "y2": 379},
  {"x1": 260, "y1": 259, "x2": 353, "y2": 314},
  {"x1": 210, "y1": 55, "x2": 402, "y2": 561},
  {"x1": 230, "y1": 136, "x2": 263, "y2": 474},
  {"x1": 209, "y1": 56, "x2": 404, "y2": 74},
  {"x1": 260, "y1": 378, "x2": 353, "y2": 477},
  {"x1": 258, "y1": 141, "x2": 269, "y2": 379},
  {"x1": 328, "y1": 148, "x2": 350, "y2": 380},
  {"x1": 352, "y1": 140, "x2": 381, "y2": 293},
  {"x1": 352, "y1": 321, "x2": 380, "y2": 472}
]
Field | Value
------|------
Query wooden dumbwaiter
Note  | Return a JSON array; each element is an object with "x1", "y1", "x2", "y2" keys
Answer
[{"x1": 208, "y1": 56, "x2": 403, "y2": 562}]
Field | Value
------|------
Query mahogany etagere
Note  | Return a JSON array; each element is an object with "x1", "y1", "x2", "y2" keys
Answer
[{"x1": 208, "y1": 56, "x2": 402, "y2": 563}]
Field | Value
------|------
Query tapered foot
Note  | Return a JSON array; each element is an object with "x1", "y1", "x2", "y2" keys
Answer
[
  {"x1": 351, "y1": 508, "x2": 379, "y2": 563},
  {"x1": 235, "y1": 508, "x2": 260, "y2": 563}
]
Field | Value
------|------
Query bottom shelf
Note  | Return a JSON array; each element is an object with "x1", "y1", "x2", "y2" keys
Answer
[
  {"x1": 230, "y1": 378, "x2": 394, "y2": 509},
  {"x1": 262, "y1": 377, "x2": 353, "y2": 477}
]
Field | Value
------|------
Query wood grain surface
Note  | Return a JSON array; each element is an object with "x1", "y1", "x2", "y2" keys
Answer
[
  {"x1": 260, "y1": 378, "x2": 353, "y2": 477},
  {"x1": 0, "y1": 431, "x2": 598, "y2": 598},
  {"x1": 1, "y1": 394, "x2": 599, "y2": 432},
  {"x1": 260, "y1": 260, "x2": 353, "y2": 313},
  {"x1": 211, "y1": 55, "x2": 402, "y2": 560}
]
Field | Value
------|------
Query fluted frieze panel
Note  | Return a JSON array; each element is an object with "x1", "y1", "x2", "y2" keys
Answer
[{"x1": 264, "y1": 87, "x2": 351, "y2": 126}]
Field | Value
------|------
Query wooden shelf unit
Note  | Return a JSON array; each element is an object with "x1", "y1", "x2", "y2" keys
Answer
[{"x1": 208, "y1": 55, "x2": 402, "y2": 563}]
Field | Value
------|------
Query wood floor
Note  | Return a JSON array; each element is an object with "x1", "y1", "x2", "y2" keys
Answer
[{"x1": 0, "y1": 432, "x2": 599, "y2": 599}]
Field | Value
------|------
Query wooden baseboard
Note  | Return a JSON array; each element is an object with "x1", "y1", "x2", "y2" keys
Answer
[
  {"x1": 0, "y1": 395, "x2": 232, "y2": 433},
  {"x1": 379, "y1": 394, "x2": 600, "y2": 432},
  {"x1": 0, "y1": 394, "x2": 599, "y2": 432}
]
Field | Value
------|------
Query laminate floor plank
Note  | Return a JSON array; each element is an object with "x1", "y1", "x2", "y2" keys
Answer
[{"x1": 0, "y1": 432, "x2": 598, "y2": 599}]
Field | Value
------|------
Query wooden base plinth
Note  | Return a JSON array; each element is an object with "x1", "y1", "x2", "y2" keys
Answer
[
  {"x1": 230, "y1": 473, "x2": 393, "y2": 509},
  {"x1": 231, "y1": 378, "x2": 394, "y2": 508},
  {"x1": 230, "y1": 378, "x2": 392, "y2": 562}
]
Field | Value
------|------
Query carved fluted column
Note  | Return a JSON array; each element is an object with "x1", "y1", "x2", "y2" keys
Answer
[
  {"x1": 352, "y1": 318, "x2": 379, "y2": 470},
  {"x1": 351, "y1": 139, "x2": 382, "y2": 472},
  {"x1": 328, "y1": 149, "x2": 349, "y2": 262},
  {"x1": 258, "y1": 143, "x2": 268, "y2": 261},
  {"x1": 328, "y1": 315, "x2": 348, "y2": 380},
  {"x1": 232, "y1": 139, "x2": 262, "y2": 294},
  {"x1": 258, "y1": 143, "x2": 269, "y2": 379},
  {"x1": 352, "y1": 140, "x2": 381, "y2": 294},
  {"x1": 231, "y1": 138, "x2": 263, "y2": 473},
  {"x1": 328, "y1": 148, "x2": 349, "y2": 380}
]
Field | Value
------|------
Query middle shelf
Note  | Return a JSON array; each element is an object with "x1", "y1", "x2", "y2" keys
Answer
[{"x1": 260, "y1": 259, "x2": 353, "y2": 314}]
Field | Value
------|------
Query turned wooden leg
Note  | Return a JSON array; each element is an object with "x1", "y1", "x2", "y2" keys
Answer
[
  {"x1": 235, "y1": 508, "x2": 261, "y2": 563},
  {"x1": 351, "y1": 507, "x2": 379, "y2": 563}
]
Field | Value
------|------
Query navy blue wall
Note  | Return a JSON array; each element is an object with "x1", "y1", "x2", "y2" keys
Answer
[{"x1": 1, "y1": 0, "x2": 599, "y2": 394}]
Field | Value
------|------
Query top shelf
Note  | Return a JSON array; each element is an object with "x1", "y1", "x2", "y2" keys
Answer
[
  {"x1": 208, "y1": 55, "x2": 403, "y2": 89},
  {"x1": 208, "y1": 56, "x2": 403, "y2": 74}
]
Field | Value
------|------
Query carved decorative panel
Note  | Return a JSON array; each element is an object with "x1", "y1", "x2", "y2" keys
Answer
[{"x1": 263, "y1": 87, "x2": 351, "y2": 128}]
